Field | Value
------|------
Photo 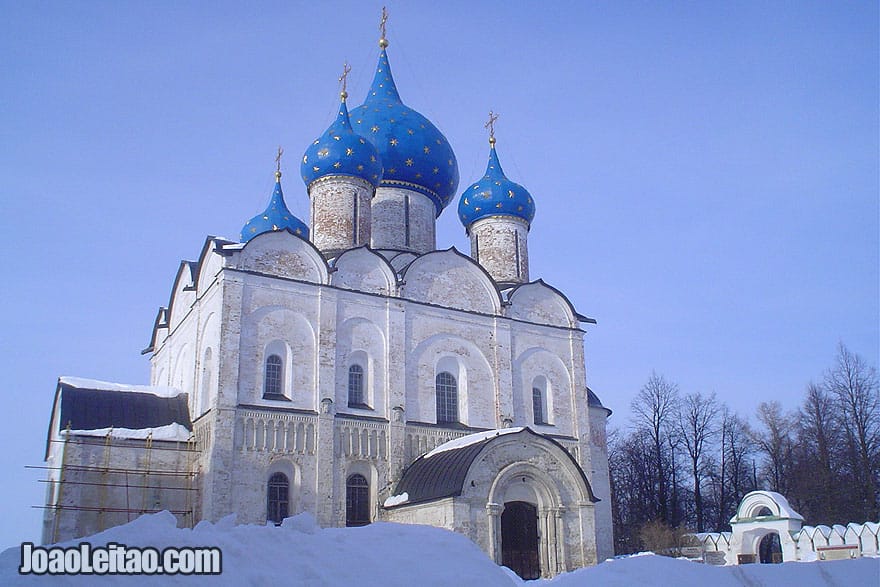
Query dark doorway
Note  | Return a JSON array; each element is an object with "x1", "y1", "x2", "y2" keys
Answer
[
  {"x1": 758, "y1": 532, "x2": 782, "y2": 563},
  {"x1": 346, "y1": 474, "x2": 370, "y2": 527},
  {"x1": 501, "y1": 501, "x2": 540, "y2": 580},
  {"x1": 267, "y1": 472, "x2": 289, "y2": 525}
]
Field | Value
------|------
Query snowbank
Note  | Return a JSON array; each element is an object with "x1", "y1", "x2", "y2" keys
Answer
[{"x1": 1, "y1": 512, "x2": 876, "y2": 586}]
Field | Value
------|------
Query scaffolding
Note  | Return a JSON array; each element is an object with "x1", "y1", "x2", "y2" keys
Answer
[{"x1": 32, "y1": 427, "x2": 200, "y2": 543}]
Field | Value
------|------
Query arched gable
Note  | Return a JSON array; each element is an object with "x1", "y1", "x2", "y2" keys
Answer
[
  {"x1": 506, "y1": 280, "x2": 578, "y2": 328},
  {"x1": 386, "y1": 251, "x2": 417, "y2": 273},
  {"x1": 235, "y1": 229, "x2": 328, "y2": 284},
  {"x1": 196, "y1": 236, "x2": 232, "y2": 295},
  {"x1": 732, "y1": 491, "x2": 804, "y2": 523},
  {"x1": 167, "y1": 260, "x2": 199, "y2": 332},
  {"x1": 331, "y1": 247, "x2": 397, "y2": 295},
  {"x1": 400, "y1": 248, "x2": 501, "y2": 314}
]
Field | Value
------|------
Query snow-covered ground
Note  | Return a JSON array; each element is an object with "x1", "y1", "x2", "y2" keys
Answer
[{"x1": 1, "y1": 512, "x2": 876, "y2": 586}]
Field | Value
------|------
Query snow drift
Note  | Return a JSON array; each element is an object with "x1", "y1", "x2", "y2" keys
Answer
[{"x1": 1, "y1": 512, "x2": 876, "y2": 586}]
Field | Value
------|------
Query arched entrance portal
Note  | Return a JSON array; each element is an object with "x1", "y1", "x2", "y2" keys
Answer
[
  {"x1": 501, "y1": 501, "x2": 540, "y2": 580},
  {"x1": 758, "y1": 532, "x2": 782, "y2": 564}
]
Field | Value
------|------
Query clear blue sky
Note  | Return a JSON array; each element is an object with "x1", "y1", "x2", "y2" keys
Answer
[{"x1": 1, "y1": 1, "x2": 877, "y2": 549}]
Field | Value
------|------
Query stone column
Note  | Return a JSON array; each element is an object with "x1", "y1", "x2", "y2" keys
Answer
[
  {"x1": 539, "y1": 507, "x2": 551, "y2": 577},
  {"x1": 554, "y1": 507, "x2": 567, "y2": 574},
  {"x1": 486, "y1": 503, "x2": 503, "y2": 564}
]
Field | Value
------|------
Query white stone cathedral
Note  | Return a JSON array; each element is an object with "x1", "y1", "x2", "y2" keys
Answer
[{"x1": 42, "y1": 22, "x2": 613, "y2": 580}]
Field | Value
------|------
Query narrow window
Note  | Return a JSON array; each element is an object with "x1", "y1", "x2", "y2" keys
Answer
[
  {"x1": 267, "y1": 472, "x2": 289, "y2": 525},
  {"x1": 474, "y1": 234, "x2": 480, "y2": 263},
  {"x1": 348, "y1": 364, "x2": 365, "y2": 407},
  {"x1": 514, "y1": 230, "x2": 521, "y2": 279},
  {"x1": 346, "y1": 474, "x2": 370, "y2": 527},
  {"x1": 353, "y1": 195, "x2": 359, "y2": 245},
  {"x1": 404, "y1": 194, "x2": 411, "y2": 247},
  {"x1": 532, "y1": 387, "x2": 544, "y2": 424},
  {"x1": 264, "y1": 354, "x2": 283, "y2": 397},
  {"x1": 436, "y1": 372, "x2": 458, "y2": 423}
]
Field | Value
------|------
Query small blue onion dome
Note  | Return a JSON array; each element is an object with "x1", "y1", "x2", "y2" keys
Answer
[
  {"x1": 301, "y1": 96, "x2": 382, "y2": 189},
  {"x1": 241, "y1": 171, "x2": 309, "y2": 242},
  {"x1": 458, "y1": 139, "x2": 535, "y2": 228},
  {"x1": 349, "y1": 45, "x2": 459, "y2": 217}
]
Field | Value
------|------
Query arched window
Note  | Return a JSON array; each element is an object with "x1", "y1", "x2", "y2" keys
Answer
[
  {"x1": 346, "y1": 474, "x2": 370, "y2": 527},
  {"x1": 436, "y1": 372, "x2": 458, "y2": 424},
  {"x1": 264, "y1": 354, "x2": 283, "y2": 397},
  {"x1": 755, "y1": 506, "x2": 773, "y2": 517},
  {"x1": 267, "y1": 472, "x2": 289, "y2": 525},
  {"x1": 348, "y1": 364, "x2": 365, "y2": 407},
  {"x1": 532, "y1": 387, "x2": 545, "y2": 424}
]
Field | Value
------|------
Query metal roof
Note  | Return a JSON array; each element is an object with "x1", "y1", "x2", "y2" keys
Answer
[
  {"x1": 389, "y1": 428, "x2": 596, "y2": 507},
  {"x1": 57, "y1": 382, "x2": 191, "y2": 433}
]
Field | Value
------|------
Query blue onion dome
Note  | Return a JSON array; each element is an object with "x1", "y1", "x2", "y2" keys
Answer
[
  {"x1": 349, "y1": 43, "x2": 459, "y2": 216},
  {"x1": 240, "y1": 170, "x2": 309, "y2": 242},
  {"x1": 458, "y1": 138, "x2": 535, "y2": 229},
  {"x1": 301, "y1": 95, "x2": 382, "y2": 189}
]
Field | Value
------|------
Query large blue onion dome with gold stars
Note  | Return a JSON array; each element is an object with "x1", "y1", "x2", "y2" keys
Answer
[
  {"x1": 301, "y1": 97, "x2": 382, "y2": 189},
  {"x1": 241, "y1": 170, "x2": 309, "y2": 242},
  {"x1": 349, "y1": 46, "x2": 459, "y2": 216},
  {"x1": 458, "y1": 140, "x2": 535, "y2": 229}
]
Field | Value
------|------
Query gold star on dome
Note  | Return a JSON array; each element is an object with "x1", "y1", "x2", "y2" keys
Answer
[
  {"x1": 423, "y1": 146, "x2": 430, "y2": 154},
  {"x1": 407, "y1": 129, "x2": 414, "y2": 135},
  {"x1": 415, "y1": 172, "x2": 422, "y2": 178},
  {"x1": 262, "y1": 215, "x2": 269, "y2": 220},
  {"x1": 405, "y1": 158, "x2": 414, "y2": 166},
  {"x1": 371, "y1": 125, "x2": 379, "y2": 133},
  {"x1": 390, "y1": 118, "x2": 396, "y2": 123},
  {"x1": 318, "y1": 148, "x2": 329, "y2": 157},
  {"x1": 463, "y1": 197, "x2": 469, "y2": 205},
  {"x1": 359, "y1": 138, "x2": 365, "y2": 144},
  {"x1": 388, "y1": 168, "x2": 396, "y2": 174},
  {"x1": 390, "y1": 138, "x2": 398, "y2": 146},
  {"x1": 250, "y1": 227, "x2": 257, "y2": 233},
  {"x1": 333, "y1": 162, "x2": 342, "y2": 168},
  {"x1": 357, "y1": 164, "x2": 364, "y2": 171},
  {"x1": 433, "y1": 167, "x2": 439, "y2": 174},
  {"x1": 346, "y1": 148, "x2": 354, "y2": 156},
  {"x1": 302, "y1": 155, "x2": 308, "y2": 163},
  {"x1": 495, "y1": 203, "x2": 502, "y2": 208},
  {"x1": 313, "y1": 166, "x2": 320, "y2": 171},
  {"x1": 508, "y1": 190, "x2": 515, "y2": 198},
  {"x1": 370, "y1": 155, "x2": 377, "y2": 162},
  {"x1": 332, "y1": 135, "x2": 341, "y2": 141}
]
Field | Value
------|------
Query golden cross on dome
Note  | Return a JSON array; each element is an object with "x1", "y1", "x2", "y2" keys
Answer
[
  {"x1": 339, "y1": 61, "x2": 352, "y2": 100},
  {"x1": 275, "y1": 146, "x2": 284, "y2": 177},
  {"x1": 485, "y1": 111, "x2": 499, "y2": 145},
  {"x1": 379, "y1": 7, "x2": 389, "y2": 47}
]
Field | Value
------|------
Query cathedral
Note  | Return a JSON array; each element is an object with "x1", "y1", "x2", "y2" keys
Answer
[{"x1": 42, "y1": 14, "x2": 613, "y2": 579}]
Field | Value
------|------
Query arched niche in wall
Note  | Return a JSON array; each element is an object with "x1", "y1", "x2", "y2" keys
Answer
[
  {"x1": 407, "y1": 332, "x2": 495, "y2": 428},
  {"x1": 240, "y1": 305, "x2": 317, "y2": 410},
  {"x1": 335, "y1": 317, "x2": 386, "y2": 414},
  {"x1": 513, "y1": 347, "x2": 572, "y2": 435}
]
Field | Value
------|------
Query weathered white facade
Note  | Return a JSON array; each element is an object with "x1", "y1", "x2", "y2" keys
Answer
[{"x1": 41, "y1": 23, "x2": 613, "y2": 579}]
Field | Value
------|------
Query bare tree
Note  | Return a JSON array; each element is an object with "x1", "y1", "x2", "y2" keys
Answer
[
  {"x1": 824, "y1": 343, "x2": 880, "y2": 520},
  {"x1": 631, "y1": 372, "x2": 680, "y2": 523},
  {"x1": 753, "y1": 401, "x2": 793, "y2": 493},
  {"x1": 678, "y1": 392, "x2": 719, "y2": 532}
]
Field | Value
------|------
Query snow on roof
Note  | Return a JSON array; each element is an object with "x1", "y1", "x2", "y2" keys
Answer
[
  {"x1": 423, "y1": 427, "x2": 525, "y2": 459},
  {"x1": 382, "y1": 492, "x2": 409, "y2": 508},
  {"x1": 63, "y1": 423, "x2": 192, "y2": 442},
  {"x1": 59, "y1": 376, "x2": 183, "y2": 398}
]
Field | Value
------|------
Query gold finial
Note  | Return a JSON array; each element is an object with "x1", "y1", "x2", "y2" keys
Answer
[
  {"x1": 275, "y1": 146, "x2": 284, "y2": 180},
  {"x1": 379, "y1": 6, "x2": 389, "y2": 48},
  {"x1": 485, "y1": 110, "x2": 499, "y2": 146},
  {"x1": 339, "y1": 61, "x2": 352, "y2": 101}
]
